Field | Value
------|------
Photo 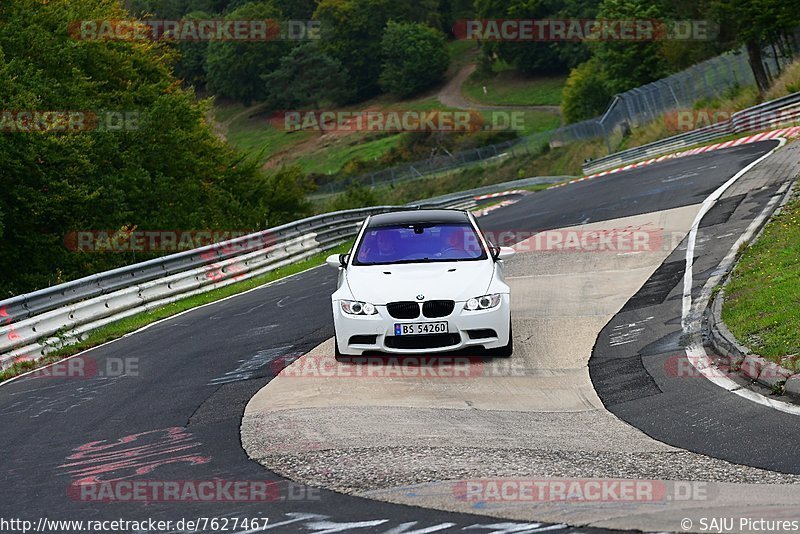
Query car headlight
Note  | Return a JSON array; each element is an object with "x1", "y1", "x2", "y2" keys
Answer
[
  {"x1": 464, "y1": 294, "x2": 502, "y2": 311},
  {"x1": 340, "y1": 300, "x2": 378, "y2": 315}
]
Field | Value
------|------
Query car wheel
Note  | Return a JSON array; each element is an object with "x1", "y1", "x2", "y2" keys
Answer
[{"x1": 488, "y1": 323, "x2": 513, "y2": 358}]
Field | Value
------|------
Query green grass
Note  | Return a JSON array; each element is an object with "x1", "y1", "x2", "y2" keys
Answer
[
  {"x1": 0, "y1": 242, "x2": 352, "y2": 383},
  {"x1": 221, "y1": 93, "x2": 559, "y2": 177},
  {"x1": 504, "y1": 110, "x2": 561, "y2": 136},
  {"x1": 226, "y1": 112, "x2": 316, "y2": 164},
  {"x1": 462, "y1": 71, "x2": 566, "y2": 107},
  {"x1": 222, "y1": 96, "x2": 453, "y2": 174},
  {"x1": 447, "y1": 39, "x2": 480, "y2": 74},
  {"x1": 321, "y1": 139, "x2": 584, "y2": 210},
  {"x1": 722, "y1": 187, "x2": 800, "y2": 368},
  {"x1": 212, "y1": 100, "x2": 247, "y2": 124},
  {"x1": 296, "y1": 133, "x2": 405, "y2": 176}
]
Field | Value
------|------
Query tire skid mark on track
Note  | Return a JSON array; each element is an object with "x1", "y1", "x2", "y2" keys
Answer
[{"x1": 59, "y1": 427, "x2": 211, "y2": 485}]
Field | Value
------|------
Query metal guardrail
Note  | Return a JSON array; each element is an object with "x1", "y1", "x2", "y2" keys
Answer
[
  {"x1": 0, "y1": 181, "x2": 564, "y2": 370},
  {"x1": 582, "y1": 91, "x2": 800, "y2": 175}
]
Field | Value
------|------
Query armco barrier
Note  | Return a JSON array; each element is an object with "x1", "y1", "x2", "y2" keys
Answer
[
  {"x1": 0, "y1": 182, "x2": 566, "y2": 370},
  {"x1": 582, "y1": 91, "x2": 800, "y2": 175},
  {"x1": 0, "y1": 207, "x2": 396, "y2": 325}
]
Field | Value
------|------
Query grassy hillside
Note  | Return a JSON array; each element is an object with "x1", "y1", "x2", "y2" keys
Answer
[
  {"x1": 216, "y1": 93, "x2": 560, "y2": 178},
  {"x1": 213, "y1": 43, "x2": 568, "y2": 183},
  {"x1": 462, "y1": 65, "x2": 566, "y2": 107}
]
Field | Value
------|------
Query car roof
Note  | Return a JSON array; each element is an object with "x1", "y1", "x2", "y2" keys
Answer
[{"x1": 367, "y1": 209, "x2": 470, "y2": 227}]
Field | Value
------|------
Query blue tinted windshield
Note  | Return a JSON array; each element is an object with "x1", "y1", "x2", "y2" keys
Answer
[{"x1": 354, "y1": 223, "x2": 487, "y2": 265}]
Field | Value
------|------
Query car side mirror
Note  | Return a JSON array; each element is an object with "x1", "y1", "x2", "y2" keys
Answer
[
  {"x1": 492, "y1": 246, "x2": 515, "y2": 261},
  {"x1": 326, "y1": 254, "x2": 348, "y2": 269}
]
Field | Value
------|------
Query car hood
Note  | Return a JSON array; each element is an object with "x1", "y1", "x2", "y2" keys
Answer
[{"x1": 345, "y1": 261, "x2": 495, "y2": 304}]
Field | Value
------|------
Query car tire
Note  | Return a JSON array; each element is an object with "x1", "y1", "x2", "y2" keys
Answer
[
  {"x1": 334, "y1": 337, "x2": 349, "y2": 363},
  {"x1": 488, "y1": 323, "x2": 513, "y2": 358}
]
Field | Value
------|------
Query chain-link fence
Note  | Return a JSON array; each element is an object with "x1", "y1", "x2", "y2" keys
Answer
[
  {"x1": 329, "y1": 42, "x2": 799, "y2": 194},
  {"x1": 558, "y1": 44, "x2": 798, "y2": 151}
]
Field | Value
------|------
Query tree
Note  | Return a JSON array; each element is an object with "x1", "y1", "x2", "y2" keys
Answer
[
  {"x1": 0, "y1": 0, "x2": 312, "y2": 296},
  {"x1": 379, "y1": 22, "x2": 450, "y2": 98},
  {"x1": 592, "y1": 0, "x2": 668, "y2": 94},
  {"x1": 314, "y1": 0, "x2": 441, "y2": 101},
  {"x1": 326, "y1": 183, "x2": 378, "y2": 211},
  {"x1": 474, "y1": 0, "x2": 596, "y2": 76},
  {"x1": 561, "y1": 57, "x2": 612, "y2": 123},
  {"x1": 262, "y1": 42, "x2": 351, "y2": 112},
  {"x1": 439, "y1": 0, "x2": 476, "y2": 37},
  {"x1": 710, "y1": 0, "x2": 800, "y2": 93},
  {"x1": 172, "y1": 11, "x2": 211, "y2": 88},
  {"x1": 205, "y1": 1, "x2": 291, "y2": 104},
  {"x1": 127, "y1": 0, "x2": 245, "y2": 17},
  {"x1": 270, "y1": 0, "x2": 318, "y2": 19}
]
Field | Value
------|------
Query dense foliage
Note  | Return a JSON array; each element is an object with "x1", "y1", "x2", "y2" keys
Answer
[
  {"x1": 262, "y1": 42, "x2": 351, "y2": 109},
  {"x1": 205, "y1": 2, "x2": 290, "y2": 104},
  {"x1": 379, "y1": 22, "x2": 450, "y2": 98},
  {"x1": 128, "y1": 0, "x2": 799, "y2": 121},
  {"x1": 0, "y1": 0, "x2": 311, "y2": 296}
]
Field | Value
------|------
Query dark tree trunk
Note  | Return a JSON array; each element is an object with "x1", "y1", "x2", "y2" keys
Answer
[
  {"x1": 746, "y1": 40, "x2": 771, "y2": 93},
  {"x1": 771, "y1": 41, "x2": 782, "y2": 75}
]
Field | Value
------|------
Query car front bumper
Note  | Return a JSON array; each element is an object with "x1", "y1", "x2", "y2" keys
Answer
[{"x1": 332, "y1": 296, "x2": 511, "y2": 356}]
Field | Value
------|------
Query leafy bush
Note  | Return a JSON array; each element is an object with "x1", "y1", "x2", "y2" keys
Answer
[
  {"x1": 561, "y1": 58, "x2": 612, "y2": 124},
  {"x1": 325, "y1": 183, "x2": 379, "y2": 211}
]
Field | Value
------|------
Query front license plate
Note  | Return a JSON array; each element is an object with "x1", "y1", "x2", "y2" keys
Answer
[{"x1": 394, "y1": 322, "x2": 448, "y2": 336}]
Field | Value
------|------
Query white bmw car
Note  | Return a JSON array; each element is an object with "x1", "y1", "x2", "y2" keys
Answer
[{"x1": 326, "y1": 209, "x2": 515, "y2": 360}]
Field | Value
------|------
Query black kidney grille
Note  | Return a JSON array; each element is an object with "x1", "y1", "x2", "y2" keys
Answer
[
  {"x1": 422, "y1": 300, "x2": 455, "y2": 318},
  {"x1": 387, "y1": 301, "x2": 420, "y2": 319}
]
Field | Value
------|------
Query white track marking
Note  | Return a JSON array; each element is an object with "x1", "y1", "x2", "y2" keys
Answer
[{"x1": 681, "y1": 137, "x2": 800, "y2": 415}]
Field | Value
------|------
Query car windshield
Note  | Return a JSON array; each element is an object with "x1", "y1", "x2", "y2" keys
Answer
[{"x1": 354, "y1": 222, "x2": 488, "y2": 265}]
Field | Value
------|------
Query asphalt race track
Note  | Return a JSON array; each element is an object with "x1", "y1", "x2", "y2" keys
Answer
[
  {"x1": 590, "y1": 140, "x2": 800, "y2": 472},
  {"x1": 1, "y1": 139, "x2": 797, "y2": 533}
]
